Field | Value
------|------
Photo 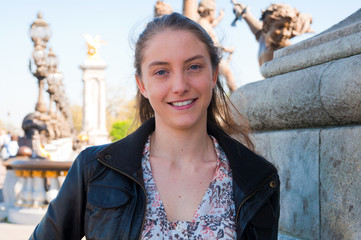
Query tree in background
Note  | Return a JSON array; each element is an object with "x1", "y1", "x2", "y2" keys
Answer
[
  {"x1": 107, "y1": 85, "x2": 138, "y2": 142},
  {"x1": 109, "y1": 120, "x2": 133, "y2": 142}
]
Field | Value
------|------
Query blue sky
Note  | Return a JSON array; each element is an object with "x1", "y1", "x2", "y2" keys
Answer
[{"x1": 1, "y1": 0, "x2": 359, "y2": 130}]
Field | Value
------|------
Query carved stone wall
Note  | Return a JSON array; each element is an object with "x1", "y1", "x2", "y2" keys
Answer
[{"x1": 231, "y1": 9, "x2": 361, "y2": 240}]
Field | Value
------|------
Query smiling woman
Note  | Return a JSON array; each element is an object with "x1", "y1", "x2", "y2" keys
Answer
[
  {"x1": 30, "y1": 12, "x2": 280, "y2": 240},
  {"x1": 136, "y1": 30, "x2": 216, "y2": 131}
]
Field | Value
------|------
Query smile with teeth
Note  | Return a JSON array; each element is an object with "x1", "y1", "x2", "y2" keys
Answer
[{"x1": 170, "y1": 99, "x2": 195, "y2": 107}]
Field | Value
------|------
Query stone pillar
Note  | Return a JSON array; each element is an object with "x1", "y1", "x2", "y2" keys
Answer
[
  {"x1": 80, "y1": 58, "x2": 109, "y2": 145},
  {"x1": 230, "y1": 9, "x2": 361, "y2": 240}
]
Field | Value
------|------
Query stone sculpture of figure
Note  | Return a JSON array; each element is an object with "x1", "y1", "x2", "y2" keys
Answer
[
  {"x1": 82, "y1": 33, "x2": 108, "y2": 58},
  {"x1": 232, "y1": 2, "x2": 313, "y2": 66},
  {"x1": 154, "y1": 0, "x2": 173, "y2": 18},
  {"x1": 197, "y1": 0, "x2": 237, "y2": 92},
  {"x1": 18, "y1": 112, "x2": 50, "y2": 158}
]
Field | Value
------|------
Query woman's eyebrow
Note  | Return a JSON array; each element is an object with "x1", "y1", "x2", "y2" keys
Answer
[
  {"x1": 148, "y1": 61, "x2": 169, "y2": 68},
  {"x1": 185, "y1": 55, "x2": 205, "y2": 63}
]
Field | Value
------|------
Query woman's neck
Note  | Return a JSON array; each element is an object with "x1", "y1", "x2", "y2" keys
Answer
[{"x1": 150, "y1": 120, "x2": 215, "y2": 167}]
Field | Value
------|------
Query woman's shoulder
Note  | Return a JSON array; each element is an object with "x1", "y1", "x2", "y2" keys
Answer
[
  {"x1": 77, "y1": 143, "x2": 111, "y2": 164},
  {"x1": 69, "y1": 143, "x2": 112, "y2": 181}
]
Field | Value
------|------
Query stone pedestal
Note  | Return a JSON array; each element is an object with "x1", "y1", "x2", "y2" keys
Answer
[
  {"x1": 1, "y1": 159, "x2": 72, "y2": 225},
  {"x1": 80, "y1": 58, "x2": 109, "y2": 146},
  {"x1": 230, "y1": 9, "x2": 361, "y2": 240}
]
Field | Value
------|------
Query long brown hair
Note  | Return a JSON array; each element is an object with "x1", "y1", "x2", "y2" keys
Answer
[{"x1": 134, "y1": 12, "x2": 254, "y2": 150}]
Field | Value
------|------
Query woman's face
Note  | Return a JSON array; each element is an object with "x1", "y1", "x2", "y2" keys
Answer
[{"x1": 136, "y1": 29, "x2": 217, "y2": 131}]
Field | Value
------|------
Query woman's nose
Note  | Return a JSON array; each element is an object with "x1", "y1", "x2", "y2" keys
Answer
[{"x1": 171, "y1": 72, "x2": 190, "y2": 95}]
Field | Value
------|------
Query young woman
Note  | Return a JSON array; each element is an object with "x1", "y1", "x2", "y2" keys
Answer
[{"x1": 31, "y1": 12, "x2": 279, "y2": 240}]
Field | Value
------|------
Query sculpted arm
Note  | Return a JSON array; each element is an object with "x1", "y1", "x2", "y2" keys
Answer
[
  {"x1": 233, "y1": 4, "x2": 263, "y2": 38},
  {"x1": 212, "y1": 9, "x2": 225, "y2": 27}
]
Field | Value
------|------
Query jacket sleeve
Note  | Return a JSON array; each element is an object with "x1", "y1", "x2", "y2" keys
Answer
[
  {"x1": 242, "y1": 175, "x2": 280, "y2": 240},
  {"x1": 29, "y1": 150, "x2": 89, "y2": 240}
]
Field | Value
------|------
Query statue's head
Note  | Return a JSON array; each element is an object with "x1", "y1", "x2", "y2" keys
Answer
[
  {"x1": 198, "y1": 0, "x2": 216, "y2": 20},
  {"x1": 22, "y1": 112, "x2": 48, "y2": 139},
  {"x1": 261, "y1": 4, "x2": 313, "y2": 49},
  {"x1": 154, "y1": 1, "x2": 173, "y2": 18}
]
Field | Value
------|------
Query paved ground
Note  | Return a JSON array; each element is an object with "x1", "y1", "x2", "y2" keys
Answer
[
  {"x1": 0, "y1": 222, "x2": 36, "y2": 240},
  {"x1": 0, "y1": 160, "x2": 36, "y2": 239}
]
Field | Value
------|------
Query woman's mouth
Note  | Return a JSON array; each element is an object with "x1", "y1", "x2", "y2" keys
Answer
[{"x1": 169, "y1": 99, "x2": 195, "y2": 107}]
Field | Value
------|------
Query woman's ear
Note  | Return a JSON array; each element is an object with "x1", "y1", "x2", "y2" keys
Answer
[
  {"x1": 135, "y1": 74, "x2": 149, "y2": 99},
  {"x1": 212, "y1": 67, "x2": 219, "y2": 88}
]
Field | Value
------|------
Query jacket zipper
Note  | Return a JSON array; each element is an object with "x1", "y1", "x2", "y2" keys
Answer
[
  {"x1": 235, "y1": 173, "x2": 275, "y2": 224},
  {"x1": 97, "y1": 158, "x2": 147, "y2": 240}
]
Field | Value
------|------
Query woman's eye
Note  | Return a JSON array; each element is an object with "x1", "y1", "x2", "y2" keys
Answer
[
  {"x1": 189, "y1": 65, "x2": 201, "y2": 70},
  {"x1": 155, "y1": 70, "x2": 167, "y2": 76}
]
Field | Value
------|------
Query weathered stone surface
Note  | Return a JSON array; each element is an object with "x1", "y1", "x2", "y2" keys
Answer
[
  {"x1": 320, "y1": 126, "x2": 361, "y2": 239},
  {"x1": 232, "y1": 63, "x2": 333, "y2": 130},
  {"x1": 278, "y1": 233, "x2": 301, "y2": 240},
  {"x1": 320, "y1": 55, "x2": 361, "y2": 124},
  {"x1": 231, "y1": 54, "x2": 361, "y2": 131},
  {"x1": 260, "y1": 9, "x2": 361, "y2": 78},
  {"x1": 253, "y1": 129, "x2": 320, "y2": 239}
]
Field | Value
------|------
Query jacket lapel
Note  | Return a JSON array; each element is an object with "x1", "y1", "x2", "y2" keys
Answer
[{"x1": 207, "y1": 121, "x2": 277, "y2": 206}]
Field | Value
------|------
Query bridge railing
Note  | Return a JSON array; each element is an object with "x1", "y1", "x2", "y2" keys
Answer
[{"x1": 3, "y1": 158, "x2": 72, "y2": 208}]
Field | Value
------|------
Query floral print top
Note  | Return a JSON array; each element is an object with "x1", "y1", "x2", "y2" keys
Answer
[{"x1": 141, "y1": 135, "x2": 236, "y2": 239}]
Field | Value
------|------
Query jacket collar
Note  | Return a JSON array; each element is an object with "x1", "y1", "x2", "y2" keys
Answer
[
  {"x1": 97, "y1": 117, "x2": 276, "y2": 197},
  {"x1": 97, "y1": 118, "x2": 155, "y2": 184}
]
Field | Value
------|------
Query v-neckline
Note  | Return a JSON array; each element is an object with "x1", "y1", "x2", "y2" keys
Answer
[{"x1": 145, "y1": 136, "x2": 221, "y2": 223}]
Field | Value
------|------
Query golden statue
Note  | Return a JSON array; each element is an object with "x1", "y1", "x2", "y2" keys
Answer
[
  {"x1": 82, "y1": 33, "x2": 108, "y2": 58},
  {"x1": 232, "y1": 2, "x2": 313, "y2": 66}
]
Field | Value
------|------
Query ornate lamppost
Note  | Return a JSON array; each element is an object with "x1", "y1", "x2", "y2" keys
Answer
[
  {"x1": 29, "y1": 12, "x2": 51, "y2": 114},
  {"x1": 46, "y1": 48, "x2": 64, "y2": 140},
  {"x1": 46, "y1": 48, "x2": 63, "y2": 118}
]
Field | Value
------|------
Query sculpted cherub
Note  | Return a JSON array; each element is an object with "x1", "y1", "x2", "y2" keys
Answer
[
  {"x1": 197, "y1": 0, "x2": 237, "y2": 92},
  {"x1": 154, "y1": 0, "x2": 173, "y2": 18},
  {"x1": 232, "y1": 2, "x2": 313, "y2": 66}
]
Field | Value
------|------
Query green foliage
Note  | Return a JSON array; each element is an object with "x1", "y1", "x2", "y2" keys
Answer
[{"x1": 109, "y1": 120, "x2": 133, "y2": 142}]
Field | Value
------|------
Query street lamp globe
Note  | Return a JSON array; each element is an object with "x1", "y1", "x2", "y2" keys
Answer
[
  {"x1": 54, "y1": 71, "x2": 63, "y2": 84},
  {"x1": 29, "y1": 12, "x2": 51, "y2": 46},
  {"x1": 32, "y1": 40, "x2": 46, "y2": 67},
  {"x1": 47, "y1": 48, "x2": 58, "y2": 72},
  {"x1": 47, "y1": 71, "x2": 63, "y2": 90}
]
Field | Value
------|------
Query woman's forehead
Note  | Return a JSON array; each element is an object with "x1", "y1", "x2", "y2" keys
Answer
[{"x1": 142, "y1": 30, "x2": 209, "y2": 60}]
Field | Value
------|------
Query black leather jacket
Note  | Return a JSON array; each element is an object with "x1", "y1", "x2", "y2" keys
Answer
[{"x1": 30, "y1": 118, "x2": 280, "y2": 240}]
